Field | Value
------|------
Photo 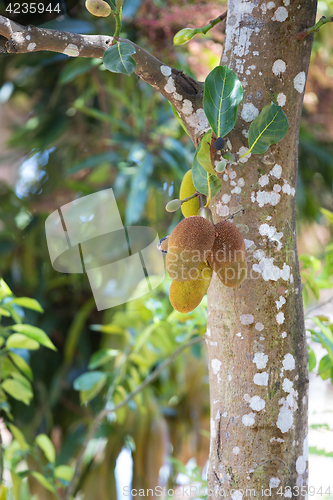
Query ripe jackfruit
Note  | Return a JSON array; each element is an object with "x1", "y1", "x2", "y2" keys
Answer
[
  {"x1": 169, "y1": 261, "x2": 213, "y2": 313},
  {"x1": 207, "y1": 220, "x2": 247, "y2": 287},
  {"x1": 166, "y1": 216, "x2": 216, "y2": 282},
  {"x1": 179, "y1": 170, "x2": 199, "y2": 218}
]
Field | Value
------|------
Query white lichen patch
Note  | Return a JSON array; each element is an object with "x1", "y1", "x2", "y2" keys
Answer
[
  {"x1": 273, "y1": 184, "x2": 281, "y2": 192},
  {"x1": 255, "y1": 322, "x2": 264, "y2": 331},
  {"x1": 222, "y1": 194, "x2": 231, "y2": 204},
  {"x1": 270, "y1": 478, "x2": 281, "y2": 488},
  {"x1": 276, "y1": 296, "x2": 286, "y2": 309},
  {"x1": 259, "y1": 223, "x2": 284, "y2": 250},
  {"x1": 270, "y1": 164, "x2": 282, "y2": 179},
  {"x1": 242, "y1": 413, "x2": 255, "y2": 426},
  {"x1": 217, "y1": 203, "x2": 230, "y2": 217},
  {"x1": 276, "y1": 312, "x2": 285, "y2": 324},
  {"x1": 259, "y1": 174, "x2": 269, "y2": 187},
  {"x1": 294, "y1": 71, "x2": 306, "y2": 93},
  {"x1": 272, "y1": 6, "x2": 288, "y2": 22},
  {"x1": 240, "y1": 314, "x2": 254, "y2": 325},
  {"x1": 182, "y1": 99, "x2": 193, "y2": 115},
  {"x1": 270, "y1": 437, "x2": 284, "y2": 443},
  {"x1": 282, "y1": 331, "x2": 287, "y2": 338},
  {"x1": 229, "y1": 170, "x2": 237, "y2": 180},
  {"x1": 249, "y1": 395, "x2": 265, "y2": 411},
  {"x1": 283, "y1": 353, "x2": 295, "y2": 371},
  {"x1": 272, "y1": 59, "x2": 286, "y2": 76},
  {"x1": 185, "y1": 108, "x2": 210, "y2": 135},
  {"x1": 63, "y1": 44, "x2": 79, "y2": 57},
  {"x1": 253, "y1": 258, "x2": 290, "y2": 282},
  {"x1": 238, "y1": 178, "x2": 245, "y2": 187},
  {"x1": 231, "y1": 186, "x2": 242, "y2": 194},
  {"x1": 267, "y1": 1, "x2": 275, "y2": 8},
  {"x1": 282, "y1": 183, "x2": 296, "y2": 196},
  {"x1": 253, "y1": 372, "x2": 269, "y2": 386},
  {"x1": 296, "y1": 456, "x2": 306, "y2": 474},
  {"x1": 241, "y1": 103, "x2": 259, "y2": 122},
  {"x1": 211, "y1": 359, "x2": 222, "y2": 375},
  {"x1": 211, "y1": 418, "x2": 216, "y2": 438},
  {"x1": 254, "y1": 190, "x2": 281, "y2": 207},
  {"x1": 164, "y1": 77, "x2": 176, "y2": 94},
  {"x1": 237, "y1": 146, "x2": 251, "y2": 163},
  {"x1": 277, "y1": 405, "x2": 293, "y2": 433},
  {"x1": 253, "y1": 352, "x2": 268, "y2": 369},
  {"x1": 277, "y1": 92, "x2": 287, "y2": 106},
  {"x1": 231, "y1": 491, "x2": 244, "y2": 500},
  {"x1": 244, "y1": 239, "x2": 255, "y2": 250},
  {"x1": 27, "y1": 42, "x2": 37, "y2": 52},
  {"x1": 160, "y1": 65, "x2": 172, "y2": 77},
  {"x1": 233, "y1": 446, "x2": 240, "y2": 455}
]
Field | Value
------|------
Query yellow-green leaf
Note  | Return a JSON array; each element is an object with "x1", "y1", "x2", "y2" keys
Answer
[{"x1": 35, "y1": 434, "x2": 56, "y2": 464}]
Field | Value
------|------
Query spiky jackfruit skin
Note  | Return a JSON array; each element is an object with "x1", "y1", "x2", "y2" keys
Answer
[
  {"x1": 166, "y1": 216, "x2": 216, "y2": 282},
  {"x1": 179, "y1": 170, "x2": 199, "y2": 218},
  {"x1": 207, "y1": 220, "x2": 247, "y2": 288},
  {"x1": 169, "y1": 262, "x2": 213, "y2": 313}
]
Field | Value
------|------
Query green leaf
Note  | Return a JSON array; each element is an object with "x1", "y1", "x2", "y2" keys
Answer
[
  {"x1": 309, "y1": 446, "x2": 333, "y2": 458},
  {"x1": 7, "y1": 334, "x2": 40, "y2": 351},
  {"x1": 192, "y1": 155, "x2": 222, "y2": 198},
  {"x1": 2, "y1": 378, "x2": 33, "y2": 405},
  {"x1": 0, "y1": 308, "x2": 10, "y2": 317},
  {"x1": 30, "y1": 472, "x2": 55, "y2": 493},
  {"x1": 318, "y1": 355, "x2": 332, "y2": 380},
  {"x1": 35, "y1": 434, "x2": 56, "y2": 464},
  {"x1": 308, "y1": 347, "x2": 316, "y2": 372},
  {"x1": 55, "y1": 465, "x2": 74, "y2": 482},
  {"x1": 88, "y1": 348, "x2": 119, "y2": 370},
  {"x1": 10, "y1": 298, "x2": 44, "y2": 313},
  {"x1": 9, "y1": 352, "x2": 33, "y2": 381},
  {"x1": 203, "y1": 66, "x2": 243, "y2": 138},
  {"x1": 321, "y1": 207, "x2": 333, "y2": 225},
  {"x1": 8, "y1": 424, "x2": 30, "y2": 452},
  {"x1": 73, "y1": 371, "x2": 107, "y2": 403},
  {"x1": 90, "y1": 324, "x2": 124, "y2": 335},
  {"x1": 0, "y1": 279, "x2": 12, "y2": 300},
  {"x1": 103, "y1": 42, "x2": 137, "y2": 76},
  {"x1": 194, "y1": 130, "x2": 215, "y2": 174},
  {"x1": 247, "y1": 102, "x2": 288, "y2": 155},
  {"x1": 11, "y1": 325, "x2": 56, "y2": 351}
]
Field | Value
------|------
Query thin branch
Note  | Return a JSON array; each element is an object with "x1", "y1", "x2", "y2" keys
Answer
[
  {"x1": 200, "y1": 11, "x2": 227, "y2": 35},
  {"x1": 305, "y1": 295, "x2": 333, "y2": 318},
  {"x1": 0, "y1": 15, "x2": 206, "y2": 145},
  {"x1": 298, "y1": 15, "x2": 333, "y2": 40},
  {"x1": 65, "y1": 335, "x2": 203, "y2": 499}
]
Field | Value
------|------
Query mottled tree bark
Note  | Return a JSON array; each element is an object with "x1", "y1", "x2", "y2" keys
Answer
[{"x1": 206, "y1": 1, "x2": 317, "y2": 499}]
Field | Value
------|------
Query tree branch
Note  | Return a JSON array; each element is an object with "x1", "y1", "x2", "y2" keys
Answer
[
  {"x1": 65, "y1": 335, "x2": 203, "y2": 499},
  {"x1": 297, "y1": 14, "x2": 333, "y2": 40},
  {"x1": 0, "y1": 15, "x2": 207, "y2": 145}
]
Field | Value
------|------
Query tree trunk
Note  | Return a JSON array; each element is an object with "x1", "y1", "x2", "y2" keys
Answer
[{"x1": 207, "y1": 1, "x2": 317, "y2": 498}]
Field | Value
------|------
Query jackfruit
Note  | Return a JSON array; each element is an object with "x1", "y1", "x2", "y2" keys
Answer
[
  {"x1": 207, "y1": 220, "x2": 247, "y2": 287},
  {"x1": 179, "y1": 170, "x2": 199, "y2": 218},
  {"x1": 85, "y1": 0, "x2": 111, "y2": 17},
  {"x1": 169, "y1": 261, "x2": 213, "y2": 313},
  {"x1": 166, "y1": 216, "x2": 216, "y2": 282}
]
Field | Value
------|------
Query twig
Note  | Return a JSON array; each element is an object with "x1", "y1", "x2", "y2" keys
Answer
[
  {"x1": 224, "y1": 207, "x2": 246, "y2": 221},
  {"x1": 298, "y1": 15, "x2": 333, "y2": 40},
  {"x1": 305, "y1": 295, "x2": 333, "y2": 318},
  {"x1": 65, "y1": 335, "x2": 203, "y2": 499},
  {"x1": 198, "y1": 11, "x2": 227, "y2": 35}
]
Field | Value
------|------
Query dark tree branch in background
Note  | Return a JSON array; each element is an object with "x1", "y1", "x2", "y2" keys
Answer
[
  {"x1": 65, "y1": 335, "x2": 203, "y2": 500},
  {"x1": 0, "y1": 15, "x2": 207, "y2": 145},
  {"x1": 298, "y1": 14, "x2": 333, "y2": 40}
]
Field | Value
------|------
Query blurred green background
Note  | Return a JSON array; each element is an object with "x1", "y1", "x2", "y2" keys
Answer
[{"x1": 0, "y1": 0, "x2": 333, "y2": 499}]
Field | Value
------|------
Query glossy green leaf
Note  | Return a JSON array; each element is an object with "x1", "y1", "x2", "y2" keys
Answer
[
  {"x1": 88, "y1": 348, "x2": 119, "y2": 369},
  {"x1": 35, "y1": 434, "x2": 56, "y2": 463},
  {"x1": 203, "y1": 66, "x2": 243, "y2": 138},
  {"x1": 0, "y1": 308, "x2": 10, "y2": 317},
  {"x1": 7, "y1": 334, "x2": 40, "y2": 351},
  {"x1": 247, "y1": 102, "x2": 288, "y2": 155},
  {"x1": 194, "y1": 130, "x2": 215, "y2": 174},
  {"x1": 74, "y1": 371, "x2": 107, "y2": 403},
  {"x1": 9, "y1": 352, "x2": 33, "y2": 381},
  {"x1": 30, "y1": 472, "x2": 55, "y2": 493},
  {"x1": 103, "y1": 42, "x2": 137, "y2": 76},
  {"x1": 79, "y1": 376, "x2": 107, "y2": 404},
  {"x1": 0, "y1": 279, "x2": 12, "y2": 300},
  {"x1": 11, "y1": 324, "x2": 56, "y2": 351},
  {"x1": 192, "y1": 153, "x2": 222, "y2": 198},
  {"x1": 318, "y1": 355, "x2": 332, "y2": 380},
  {"x1": 8, "y1": 424, "x2": 30, "y2": 452},
  {"x1": 2, "y1": 378, "x2": 33, "y2": 405},
  {"x1": 10, "y1": 298, "x2": 44, "y2": 313},
  {"x1": 55, "y1": 465, "x2": 74, "y2": 482},
  {"x1": 312, "y1": 318, "x2": 333, "y2": 361}
]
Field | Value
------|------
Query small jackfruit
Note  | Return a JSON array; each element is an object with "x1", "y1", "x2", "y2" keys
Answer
[
  {"x1": 166, "y1": 216, "x2": 215, "y2": 282},
  {"x1": 169, "y1": 261, "x2": 213, "y2": 313},
  {"x1": 179, "y1": 170, "x2": 199, "y2": 218},
  {"x1": 207, "y1": 220, "x2": 247, "y2": 287},
  {"x1": 85, "y1": 0, "x2": 111, "y2": 17}
]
